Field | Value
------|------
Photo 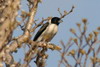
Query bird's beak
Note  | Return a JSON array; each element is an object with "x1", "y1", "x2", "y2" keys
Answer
[{"x1": 59, "y1": 20, "x2": 63, "y2": 23}]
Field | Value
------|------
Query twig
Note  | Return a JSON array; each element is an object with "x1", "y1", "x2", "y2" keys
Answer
[{"x1": 58, "y1": 6, "x2": 75, "y2": 19}]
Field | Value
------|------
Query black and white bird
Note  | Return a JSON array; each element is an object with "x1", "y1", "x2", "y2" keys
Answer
[{"x1": 33, "y1": 17, "x2": 63, "y2": 42}]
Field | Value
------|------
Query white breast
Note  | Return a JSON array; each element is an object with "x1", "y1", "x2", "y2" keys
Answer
[
  {"x1": 37, "y1": 24, "x2": 58, "y2": 42},
  {"x1": 47, "y1": 24, "x2": 58, "y2": 34}
]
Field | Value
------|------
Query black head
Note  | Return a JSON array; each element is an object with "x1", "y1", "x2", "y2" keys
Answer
[{"x1": 51, "y1": 17, "x2": 63, "y2": 25}]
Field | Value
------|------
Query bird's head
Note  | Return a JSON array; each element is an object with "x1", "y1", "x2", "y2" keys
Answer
[{"x1": 51, "y1": 17, "x2": 63, "y2": 25}]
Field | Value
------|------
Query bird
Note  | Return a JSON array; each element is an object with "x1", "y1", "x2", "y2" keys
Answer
[{"x1": 33, "y1": 17, "x2": 63, "y2": 43}]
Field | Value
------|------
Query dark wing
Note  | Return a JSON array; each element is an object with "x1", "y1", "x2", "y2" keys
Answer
[{"x1": 33, "y1": 22, "x2": 49, "y2": 41}]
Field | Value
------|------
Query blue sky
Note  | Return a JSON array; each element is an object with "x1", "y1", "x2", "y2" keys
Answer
[{"x1": 13, "y1": 0, "x2": 100, "y2": 67}]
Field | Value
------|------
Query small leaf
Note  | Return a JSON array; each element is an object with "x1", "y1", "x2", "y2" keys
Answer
[
  {"x1": 82, "y1": 18, "x2": 87, "y2": 24},
  {"x1": 79, "y1": 49, "x2": 86, "y2": 55},
  {"x1": 68, "y1": 50, "x2": 75, "y2": 56},
  {"x1": 70, "y1": 28, "x2": 76, "y2": 34}
]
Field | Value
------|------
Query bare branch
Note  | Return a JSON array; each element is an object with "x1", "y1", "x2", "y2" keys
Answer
[{"x1": 58, "y1": 6, "x2": 75, "y2": 19}]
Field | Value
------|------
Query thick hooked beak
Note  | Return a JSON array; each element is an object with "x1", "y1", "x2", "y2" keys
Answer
[{"x1": 59, "y1": 20, "x2": 63, "y2": 23}]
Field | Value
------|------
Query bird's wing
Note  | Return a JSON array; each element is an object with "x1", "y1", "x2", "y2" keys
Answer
[{"x1": 33, "y1": 22, "x2": 49, "y2": 41}]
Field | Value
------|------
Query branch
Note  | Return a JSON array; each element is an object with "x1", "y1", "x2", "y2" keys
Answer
[
  {"x1": 58, "y1": 6, "x2": 75, "y2": 19},
  {"x1": 29, "y1": 40, "x2": 62, "y2": 50},
  {"x1": 0, "y1": 0, "x2": 40, "y2": 66},
  {"x1": 24, "y1": 40, "x2": 61, "y2": 66}
]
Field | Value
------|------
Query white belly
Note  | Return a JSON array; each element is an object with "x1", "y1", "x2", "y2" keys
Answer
[{"x1": 37, "y1": 24, "x2": 58, "y2": 42}]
